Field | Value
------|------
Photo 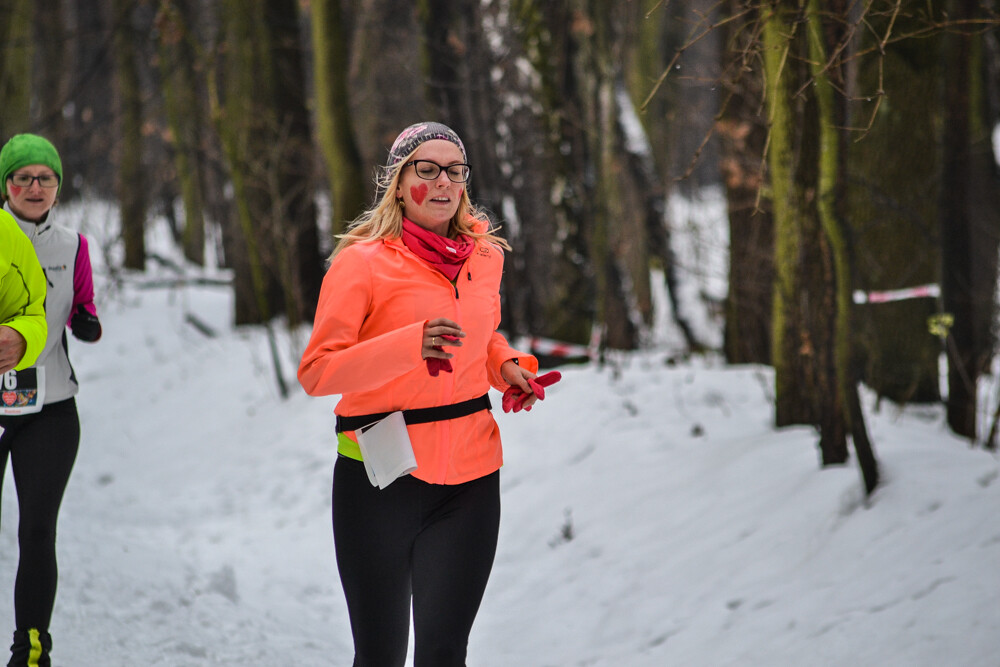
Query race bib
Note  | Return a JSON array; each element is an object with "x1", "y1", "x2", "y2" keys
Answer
[{"x1": 1, "y1": 367, "x2": 46, "y2": 415}]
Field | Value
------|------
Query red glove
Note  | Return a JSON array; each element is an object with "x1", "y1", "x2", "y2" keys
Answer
[
  {"x1": 426, "y1": 358, "x2": 452, "y2": 377},
  {"x1": 426, "y1": 334, "x2": 460, "y2": 377},
  {"x1": 502, "y1": 370, "x2": 562, "y2": 413}
]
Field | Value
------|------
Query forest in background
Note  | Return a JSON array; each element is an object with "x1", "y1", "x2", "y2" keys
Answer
[{"x1": 2, "y1": 0, "x2": 999, "y2": 493}]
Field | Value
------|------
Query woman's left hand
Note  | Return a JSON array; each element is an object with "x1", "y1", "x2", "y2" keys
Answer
[{"x1": 500, "y1": 359, "x2": 539, "y2": 411}]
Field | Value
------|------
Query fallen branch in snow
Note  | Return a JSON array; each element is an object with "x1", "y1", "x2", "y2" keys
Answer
[
  {"x1": 129, "y1": 276, "x2": 233, "y2": 289},
  {"x1": 184, "y1": 313, "x2": 217, "y2": 338}
]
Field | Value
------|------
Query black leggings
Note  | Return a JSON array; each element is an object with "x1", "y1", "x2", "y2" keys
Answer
[
  {"x1": 0, "y1": 398, "x2": 80, "y2": 631},
  {"x1": 332, "y1": 455, "x2": 500, "y2": 667}
]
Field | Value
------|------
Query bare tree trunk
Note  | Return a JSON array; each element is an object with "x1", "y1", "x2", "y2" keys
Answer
[
  {"x1": 508, "y1": 0, "x2": 646, "y2": 352},
  {"x1": 216, "y1": 0, "x2": 279, "y2": 324},
  {"x1": 478, "y1": 1, "x2": 556, "y2": 343},
  {"x1": 0, "y1": 0, "x2": 33, "y2": 138},
  {"x1": 215, "y1": 0, "x2": 322, "y2": 327},
  {"x1": 57, "y1": 0, "x2": 117, "y2": 201},
  {"x1": 615, "y1": 78, "x2": 669, "y2": 338},
  {"x1": 156, "y1": 0, "x2": 206, "y2": 265},
  {"x1": 508, "y1": 0, "x2": 597, "y2": 348},
  {"x1": 268, "y1": 0, "x2": 323, "y2": 325},
  {"x1": 835, "y1": 0, "x2": 879, "y2": 492},
  {"x1": 311, "y1": 0, "x2": 367, "y2": 234},
  {"x1": 576, "y1": 0, "x2": 639, "y2": 351},
  {"x1": 112, "y1": 0, "x2": 146, "y2": 270},
  {"x1": 664, "y1": 0, "x2": 723, "y2": 194},
  {"x1": 720, "y1": 2, "x2": 773, "y2": 365},
  {"x1": 33, "y1": 0, "x2": 70, "y2": 144},
  {"x1": 349, "y1": 0, "x2": 425, "y2": 171},
  {"x1": 419, "y1": 0, "x2": 505, "y2": 218},
  {"x1": 809, "y1": 0, "x2": 877, "y2": 490},
  {"x1": 764, "y1": 5, "x2": 813, "y2": 427},
  {"x1": 622, "y1": 3, "x2": 709, "y2": 352},
  {"x1": 940, "y1": 0, "x2": 987, "y2": 440}
]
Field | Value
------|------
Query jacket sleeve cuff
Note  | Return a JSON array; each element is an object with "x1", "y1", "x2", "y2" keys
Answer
[
  {"x1": 3, "y1": 321, "x2": 46, "y2": 371},
  {"x1": 487, "y1": 347, "x2": 538, "y2": 390}
]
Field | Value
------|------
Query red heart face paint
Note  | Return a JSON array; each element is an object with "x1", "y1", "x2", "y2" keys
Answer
[
  {"x1": 7, "y1": 185, "x2": 23, "y2": 197},
  {"x1": 410, "y1": 183, "x2": 428, "y2": 205}
]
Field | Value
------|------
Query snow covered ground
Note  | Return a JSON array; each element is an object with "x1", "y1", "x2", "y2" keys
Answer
[{"x1": 0, "y1": 204, "x2": 997, "y2": 666}]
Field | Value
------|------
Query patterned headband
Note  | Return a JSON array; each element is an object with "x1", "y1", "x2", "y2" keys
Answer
[{"x1": 387, "y1": 122, "x2": 467, "y2": 167}]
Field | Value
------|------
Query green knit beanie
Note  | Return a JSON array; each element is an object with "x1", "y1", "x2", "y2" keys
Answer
[{"x1": 0, "y1": 134, "x2": 63, "y2": 199}]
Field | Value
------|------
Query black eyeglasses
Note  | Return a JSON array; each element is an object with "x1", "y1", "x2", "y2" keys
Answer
[
  {"x1": 404, "y1": 160, "x2": 471, "y2": 183},
  {"x1": 8, "y1": 173, "x2": 59, "y2": 188}
]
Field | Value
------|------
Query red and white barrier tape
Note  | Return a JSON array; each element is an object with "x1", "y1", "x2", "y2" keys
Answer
[
  {"x1": 853, "y1": 283, "x2": 940, "y2": 305},
  {"x1": 529, "y1": 336, "x2": 592, "y2": 358},
  {"x1": 529, "y1": 326, "x2": 602, "y2": 359}
]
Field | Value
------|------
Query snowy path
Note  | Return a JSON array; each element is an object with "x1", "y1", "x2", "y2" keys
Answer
[{"x1": 0, "y1": 279, "x2": 997, "y2": 666}]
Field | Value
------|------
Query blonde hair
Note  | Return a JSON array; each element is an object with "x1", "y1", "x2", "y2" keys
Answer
[{"x1": 329, "y1": 148, "x2": 510, "y2": 261}]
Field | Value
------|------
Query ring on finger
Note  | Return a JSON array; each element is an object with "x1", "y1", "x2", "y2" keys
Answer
[{"x1": 432, "y1": 336, "x2": 438, "y2": 346}]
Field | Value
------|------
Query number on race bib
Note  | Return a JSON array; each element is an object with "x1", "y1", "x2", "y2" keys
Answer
[{"x1": 0, "y1": 368, "x2": 45, "y2": 414}]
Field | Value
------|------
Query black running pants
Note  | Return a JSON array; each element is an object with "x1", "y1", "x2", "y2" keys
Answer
[
  {"x1": 332, "y1": 455, "x2": 500, "y2": 667},
  {"x1": 0, "y1": 398, "x2": 80, "y2": 631}
]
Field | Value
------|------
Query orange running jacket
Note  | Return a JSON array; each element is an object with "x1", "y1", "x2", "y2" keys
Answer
[{"x1": 298, "y1": 231, "x2": 538, "y2": 485}]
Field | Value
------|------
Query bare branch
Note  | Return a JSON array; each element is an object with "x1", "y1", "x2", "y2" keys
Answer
[{"x1": 640, "y1": 4, "x2": 754, "y2": 111}]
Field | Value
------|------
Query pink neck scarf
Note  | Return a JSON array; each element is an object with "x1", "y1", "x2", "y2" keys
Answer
[{"x1": 401, "y1": 218, "x2": 475, "y2": 281}]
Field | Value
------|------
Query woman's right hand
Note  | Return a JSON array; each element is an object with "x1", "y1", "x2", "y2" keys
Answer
[
  {"x1": 422, "y1": 318, "x2": 465, "y2": 360},
  {"x1": 0, "y1": 326, "x2": 27, "y2": 375}
]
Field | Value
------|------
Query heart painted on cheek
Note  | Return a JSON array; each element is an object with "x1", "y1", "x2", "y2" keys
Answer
[
  {"x1": 7, "y1": 185, "x2": 22, "y2": 197},
  {"x1": 410, "y1": 183, "x2": 428, "y2": 205}
]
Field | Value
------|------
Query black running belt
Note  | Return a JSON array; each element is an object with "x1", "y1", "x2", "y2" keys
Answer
[{"x1": 335, "y1": 393, "x2": 492, "y2": 433}]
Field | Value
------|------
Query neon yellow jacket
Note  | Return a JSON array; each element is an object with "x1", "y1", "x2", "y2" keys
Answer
[{"x1": 0, "y1": 209, "x2": 47, "y2": 369}]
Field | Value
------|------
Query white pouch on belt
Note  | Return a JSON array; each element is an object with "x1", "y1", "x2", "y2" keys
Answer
[{"x1": 355, "y1": 411, "x2": 417, "y2": 489}]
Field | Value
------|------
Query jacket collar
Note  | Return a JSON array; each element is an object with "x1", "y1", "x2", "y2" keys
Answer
[{"x1": 2, "y1": 202, "x2": 52, "y2": 240}]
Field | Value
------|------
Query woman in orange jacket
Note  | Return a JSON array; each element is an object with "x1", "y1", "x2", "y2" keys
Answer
[{"x1": 299, "y1": 122, "x2": 544, "y2": 666}]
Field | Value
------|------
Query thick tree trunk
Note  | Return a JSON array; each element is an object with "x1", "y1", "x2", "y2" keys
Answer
[
  {"x1": 764, "y1": 2, "x2": 844, "y2": 454},
  {"x1": 847, "y1": 11, "x2": 942, "y2": 405}
]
